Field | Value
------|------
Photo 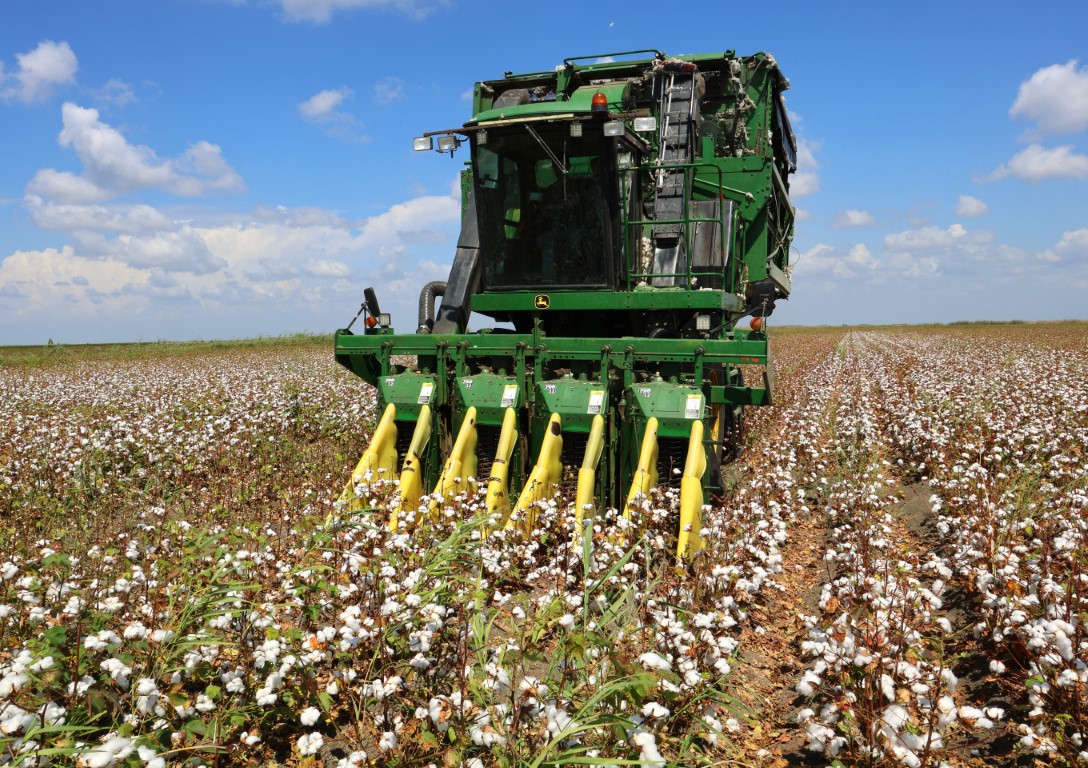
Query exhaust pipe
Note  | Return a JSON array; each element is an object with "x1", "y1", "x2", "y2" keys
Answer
[{"x1": 416, "y1": 281, "x2": 446, "y2": 334}]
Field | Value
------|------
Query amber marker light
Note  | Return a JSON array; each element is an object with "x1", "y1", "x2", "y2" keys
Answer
[
  {"x1": 365, "y1": 316, "x2": 378, "y2": 329},
  {"x1": 750, "y1": 317, "x2": 764, "y2": 331}
]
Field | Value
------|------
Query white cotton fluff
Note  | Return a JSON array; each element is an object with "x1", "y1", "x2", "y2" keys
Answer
[
  {"x1": 299, "y1": 706, "x2": 320, "y2": 726},
  {"x1": 638, "y1": 652, "x2": 672, "y2": 672},
  {"x1": 378, "y1": 731, "x2": 397, "y2": 752},
  {"x1": 631, "y1": 731, "x2": 665, "y2": 767},
  {"x1": 297, "y1": 732, "x2": 324, "y2": 756},
  {"x1": 641, "y1": 702, "x2": 670, "y2": 719},
  {"x1": 796, "y1": 670, "x2": 821, "y2": 697}
]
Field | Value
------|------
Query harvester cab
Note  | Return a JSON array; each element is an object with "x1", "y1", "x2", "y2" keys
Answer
[{"x1": 334, "y1": 49, "x2": 796, "y2": 557}]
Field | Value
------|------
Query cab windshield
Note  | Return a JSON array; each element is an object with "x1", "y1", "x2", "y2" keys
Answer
[{"x1": 473, "y1": 124, "x2": 615, "y2": 289}]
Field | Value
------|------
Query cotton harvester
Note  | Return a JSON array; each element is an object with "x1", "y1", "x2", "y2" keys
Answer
[{"x1": 334, "y1": 49, "x2": 796, "y2": 557}]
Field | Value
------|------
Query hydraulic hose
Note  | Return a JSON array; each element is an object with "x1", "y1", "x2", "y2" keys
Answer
[{"x1": 417, "y1": 281, "x2": 446, "y2": 334}]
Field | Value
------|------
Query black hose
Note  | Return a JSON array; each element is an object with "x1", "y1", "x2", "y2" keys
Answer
[{"x1": 417, "y1": 281, "x2": 446, "y2": 334}]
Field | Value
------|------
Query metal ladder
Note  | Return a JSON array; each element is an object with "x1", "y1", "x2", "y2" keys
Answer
[{"x1": 651, "y1": 70, "x2": 698, "y2": 285}]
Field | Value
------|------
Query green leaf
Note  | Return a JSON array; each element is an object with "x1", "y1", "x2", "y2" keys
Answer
[
  {"x1": 42, "y1": 624, "x2": 68, "y2": 648},
  {"x1": 205, "y1": 684, "x2": 221, "y2": 700}
]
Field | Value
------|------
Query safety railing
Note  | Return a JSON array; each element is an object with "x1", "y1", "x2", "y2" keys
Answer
[{"x1": 620, "y1": 160, "x2": 737, "y2": 293}]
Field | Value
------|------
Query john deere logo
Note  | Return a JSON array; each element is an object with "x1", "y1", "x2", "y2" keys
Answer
[{"x1": 534, "y1": 294, "x2": 551, "y2": 309}]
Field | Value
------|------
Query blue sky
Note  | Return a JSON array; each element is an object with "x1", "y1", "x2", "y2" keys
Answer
[{"x1": 1, "y1": 0, "x2": 1086, "y2": 345}]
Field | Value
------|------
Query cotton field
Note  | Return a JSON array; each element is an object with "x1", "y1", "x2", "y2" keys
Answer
[{"x1": 1, "y1": 325, "x2": 1086, "y2": 767}]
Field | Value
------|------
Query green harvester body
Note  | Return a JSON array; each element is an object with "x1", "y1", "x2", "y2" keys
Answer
[{"x1": 334, "y1": 49, "x2": 796, "y2": 524}]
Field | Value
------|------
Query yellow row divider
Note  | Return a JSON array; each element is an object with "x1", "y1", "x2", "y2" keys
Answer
[
  {"x1": 339, "y1": 403, "x2": 399, "y2": 510},
  {"x1": 506, "y1": 413, "x2": 563, "y2": 532},
  {"x1": 484, "y1": 408, "x2": 518, "y2": 523},
  {"x1": 574, "y1": 414, "x2": 605, "y2": 533},
  {"x1": 428, "y1": 407, "x2": 478, "y2": 515},
  {"x1": 623, "y1": 417, "x2": 659, "y2": 519},
  {"x1": 677, "y1": 419, "x2": 707, "y2": 559},
  {"x1": 389, "y1": 404, "x2": 432, "y2": 531}
]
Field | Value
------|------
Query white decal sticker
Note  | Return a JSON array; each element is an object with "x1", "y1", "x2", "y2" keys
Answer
[
  {"x1": 587, "y1": 390, "x2": 605, "y2": 415},
  {"x1": 684, "y1": 394, "x2": 703, "y2": 420},
  {"x1": 639, "y1": 387, "x2": 652, "y2": 398},
  {"x1": 501, "y1": 384, "x2": 518, "y2": 408},
  {"x1": 462, "y1": 378, "x2": 473, "y2": 388},
  {"x1": 418, "y1": 382, "x2": 434, "y2": 405}
]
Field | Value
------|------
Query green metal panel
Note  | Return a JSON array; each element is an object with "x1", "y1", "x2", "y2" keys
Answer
[
  {"x1": 471, "y1": 289, "x2": 733, "y2": 314},
  {"x1": 536, "y1": 377, "x2": 608, "y2": 433},
  {"x1": 470, "y1": 83, "x2": 629, "y2": 124},
  {"x1": 376, "y1": 371, "x2": 436, "y2": 422},
  {"x1": 454, "y1": 372, "x2": 521, "y2": 426},
  {"x1": 627, "y1": 381, "x2": 705, "y2": 438}
]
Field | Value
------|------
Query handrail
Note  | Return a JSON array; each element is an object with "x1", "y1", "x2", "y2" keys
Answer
[
  {"x1": 563, "y1": 50, "x2": 663, "y2": 68},
  {"x1": 619, "y1": 161, "x2": 734, "y2": 292}
]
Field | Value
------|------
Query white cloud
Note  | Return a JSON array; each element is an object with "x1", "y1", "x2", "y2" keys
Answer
[
  {"x1": 39, "y1": 103, "x2": 244, "y2": 200},
  {"x1": 304, "y1": 258, "x2": 351, "y2": 277},
  {"x1": 1, "y1": 41, "x2": 78, "y2": 103},
  {"x1": 279, "y1": 0, "x2": 442, "y2": 23},
  {"x1": 955, "y1": 195, "x2": 989, "y2": 217},
  {"x1": 1038, "y1": 228, "x2": 1088, "y2": 263},
  {"x1": 845, "y1": 243, "x2": 876, "y2": 268},
  {"x1": 0, "y1": 246, "x2": 145, "y2": 309},
  {"x1": 107, "y1": 227, "x2": 226, "y2": 274},
  {"x1": 792, "y1": 243, "x2": 879, "y2": 280},
  {"x1": 175, "y1": 141, "x2": 245, "y2": 194},
  {"x1": 834, "y1": 209, "x2": 875, "y2": 229},
  {"x1": 790, "y1": 138, "x2": 819, "y2": 198},
  {"x1": 26, "y1": 170, "x2": 111, "y2": 204},
  {"x1": 299, "y1": 88, "x2": 350, "y2": 119},
  {"x1": 988, "y1": 143, "x2": 1088, "y2": 183},
  {"x1": 374, "y1": 77, "x2": 404, "y2": 105},
  {"x1": 1010, "y1": 60, "x2": 1088, "y2": 137},
  {"x1": 298, "y1": 88, "x2": 367, "y2": 141},
  {"x1": 0, "y1": 177, "x2": 465, "y2": 342},
  {"x1": 26, "y1": 195, "x2": 171, "y2": 233},
  {"x1": 884, "y1": 223, "x2": 969, "y2": 251}
]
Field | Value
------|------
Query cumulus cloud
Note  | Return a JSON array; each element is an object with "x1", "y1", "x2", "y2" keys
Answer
[
  {"x1": 299, "y1": 88, "x2": 350, "y2": 120},
  {"x1": 1, "y1": 40, "x2": 78, "y2": 103},
  {"x1": 106, "y1": 227, "x2": 226, "y2": 274},
  {"x1": 304, "y1": 258, "x2": 351, "y2": 278},
  {"x1": 1038, "y1": 228, "x2": 1088, "y2": 263},
  {"x1": 988, "y1": 143, "x2": 1088, "y2": 183},
  {"x1": 1, "y1": 186, "x2": 463, "y2": 342},
  {"x1": 790, "y1": 138, "x2": 819, "y2": 198},
  {"x1": 834, "y1": 209, "x2": 875, "y2": 229},
  {"x1": 298, "y1": 88, "x2": 367, "y2": 141},
  {"x1": 26, "y1": 195, "x2": 171, "y2": 233},
  {"x1": 33, "y1": 103, "x2": 244, "y2": 202},
  {"x1": 1010, "y1": 60, "x2": 1088, "y2": 137},
  {"x1": 26, "y1": 170, "x2": 112, "y2": 205},
  {"x1": 0, "y1": 246, "x2": 145, "y2": 309},
  {"x1": 793, "y1": 242, "x2": 882, "y2": 280},
  {"x1": 278, "y1": 0, "x2": 443, "y2": 23},
  {"x1": 955, "y1": 195, "x2": 989, "y2": 217},
  {"x1": 884, "y1": 223, "x2": 969, "y2": 251}
]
